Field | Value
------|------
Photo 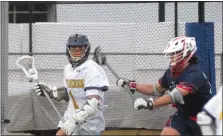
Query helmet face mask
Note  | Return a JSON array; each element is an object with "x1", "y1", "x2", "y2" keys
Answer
[
  {"x1": 165, "y1": 50, "x2": 184, "y2": 67},
  {"x1": 66, "y1": 34, "x2": 90, "y2": 67},
  {"x1": 163, "y1": 36, "x2": 197, "y2": 71},
  {"x1": 68, "y1": 45, "x2": 87, "y2": 61}
]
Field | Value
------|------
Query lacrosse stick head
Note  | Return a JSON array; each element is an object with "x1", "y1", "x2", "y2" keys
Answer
[
  {"x1": 93, "y1": 46, "x2": 106, "y2": 65},
  {"x1": 16, "y1": 55, "x2": 38, "y2": 81}
]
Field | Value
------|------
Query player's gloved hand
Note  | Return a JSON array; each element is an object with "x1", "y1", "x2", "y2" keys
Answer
[
  {"x1": 34, "y1": 82, "x2": 58, "y2": 99},
  {"x1": 34, "y1": 82, "x2": 54, "y2": 98},
  {"x1": 72, "y1": 111, "x2": 88, "y2": 123},
  {"x1": 58, "y1": 120, "x2": 65, "y2": 128},
  {"x1": 134, "y1": 97, "x2": 154, "y2": 110},
  {"x1": 116, "y1": 78, "x2": 136, "y2": 94},
  {"x1": 34, "y1": 82, "x2": 69, "y2": 102},
  {"x1": 57, "y1": 116, "x2": 69, "y2": 128},
  {"x1": 61, "y1": 118, "x2": 77, "y2": 135},
  {"x1": 61, "y1": 105, "x2": 96, "y2": 136},
  {"x1": 73, "y1": 98, "x2": 98, "y2": 123}
]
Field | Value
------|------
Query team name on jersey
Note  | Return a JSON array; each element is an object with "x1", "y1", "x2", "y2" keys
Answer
[{"x1": 66, "y1": 79, "x2": 84, "y2": 88}]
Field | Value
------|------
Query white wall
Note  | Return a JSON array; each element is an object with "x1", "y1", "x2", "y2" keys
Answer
[{"x1": 8, "y1": 22, "x2": 185, "y2": 85}]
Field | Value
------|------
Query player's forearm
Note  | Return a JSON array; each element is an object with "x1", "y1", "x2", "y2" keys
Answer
[
  {"x1": 135, "y1": 83, "x2": 154, "y2": 95},
  {"x1": 153, "y1": 94, "x2": 172, "y2": 108}
]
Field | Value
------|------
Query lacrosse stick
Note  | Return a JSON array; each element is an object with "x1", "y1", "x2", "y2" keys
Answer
[
  {"x1": 16, "y1": 55, "x2": 65, "y2": 123},
  {"x1": 93, "y1": 46, "x2": 136, "y2": 102}
]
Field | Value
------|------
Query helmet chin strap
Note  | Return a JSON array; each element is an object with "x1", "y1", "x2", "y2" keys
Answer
[
  {"x1": 171, "y1": 61, "x2": 189, "y2": 77},
  {"x1": 173, "y1": 47, "x2": 197, "y2": 75},
  {"x1": 171, "y1": 54, "x2": 192, "y2": 77}
]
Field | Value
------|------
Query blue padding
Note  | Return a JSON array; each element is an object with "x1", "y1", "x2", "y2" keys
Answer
[{"x1": 185, "y1": 23, "x2": 216, "y2": 95}]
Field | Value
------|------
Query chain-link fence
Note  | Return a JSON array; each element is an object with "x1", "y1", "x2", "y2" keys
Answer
[
  {"x1": 1, "y1": 1, "x2": 222, "y2": 135},
  {"x1": 7, "y1": 2, "x2": 222, "y2": 87}
]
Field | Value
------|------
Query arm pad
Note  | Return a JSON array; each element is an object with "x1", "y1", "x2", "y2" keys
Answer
[
  {"x1": 153, "y1": 84, "x2": 164, "y2": 96},
  {"x1": 167, "y1": 88, "x2": 185, "y2": 104}
]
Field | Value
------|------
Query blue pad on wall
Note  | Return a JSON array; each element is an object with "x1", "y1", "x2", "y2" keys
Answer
[{"x1": 186, "y1": 22, "x2": 216, "y2": 95}]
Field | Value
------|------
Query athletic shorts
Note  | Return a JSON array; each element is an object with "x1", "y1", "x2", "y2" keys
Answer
[{"x1": 165, "y1": 112, "x2": 202, "y2": 136}]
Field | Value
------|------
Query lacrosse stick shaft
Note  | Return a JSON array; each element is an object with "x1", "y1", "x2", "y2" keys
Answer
[
  {"x1": 93, "y1": 47, "x2": 136, "y2": 102},
  {"x1": 102, "y1": 57, "x2": 135, "y2": 102},
  {"x1": 106, "y1": 62, "x2": 135, "y2": 102},
  {"x1": 105, "y1": 62, "x2": 119, "y2": 79},
  {"x1": 36, "y1": 80, "x2": 65, "y2": 123},
  {"x1": 123, "y1": 88, "x2": 135, "y2": 102}
]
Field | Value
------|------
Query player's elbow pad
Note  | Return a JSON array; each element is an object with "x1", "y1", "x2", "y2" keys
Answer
[
  {"x1": 167, "y1": 88, "x2": 185, "y2": 104},
  {"x1": 197, "y1": 111, "x2": 215, "y2": 135},
  {"x1": 153, "y1": 84, "x2": 164, "y2": 96}
]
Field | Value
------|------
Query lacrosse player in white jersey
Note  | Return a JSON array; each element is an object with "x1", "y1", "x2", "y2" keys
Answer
[
  {"x1": 197, "y1": 85, "x2": 222, "y2": 135},
  {"x1": 34, "y1": 34, "x2": 109, "y2": 135}
]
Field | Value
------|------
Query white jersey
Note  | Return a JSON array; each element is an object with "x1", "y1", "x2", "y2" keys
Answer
[
  {"x1": 60, "y1": 59, "x2": 109, "y2": 133},
  {"x1": 203, "y1": 85, "x2": 222, "y2": 135}
]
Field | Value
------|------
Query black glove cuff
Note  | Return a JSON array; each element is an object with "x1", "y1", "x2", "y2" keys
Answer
[{"x1": 147, "y1": 100, "x2": 154, "y2": 110}]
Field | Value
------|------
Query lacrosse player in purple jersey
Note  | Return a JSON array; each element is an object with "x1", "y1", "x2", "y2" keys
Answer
[
  {"x1": 117, "y1": 36, "x2": 213, "y2": 136},
  {"x1": 34, "y1": 34, "x2": 109, "y2": 135}
]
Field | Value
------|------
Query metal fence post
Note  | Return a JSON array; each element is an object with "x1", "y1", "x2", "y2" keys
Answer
[{"x1": 1, "y1": 1, "x2": 9, "y2": 134}]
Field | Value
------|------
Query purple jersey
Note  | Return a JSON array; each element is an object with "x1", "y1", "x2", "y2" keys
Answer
[{"x1": 159, "y1": 64, "x2": 212, "y2": 118}]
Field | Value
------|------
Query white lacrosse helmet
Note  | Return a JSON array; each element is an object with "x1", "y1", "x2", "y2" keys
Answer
[{"x1": 163, "y1": 36, "x2": 197, "y2": 68}]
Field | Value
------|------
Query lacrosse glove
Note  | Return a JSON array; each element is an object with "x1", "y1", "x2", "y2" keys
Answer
[
  {"x1": 134, "y1": 97, "x2": 154, "y2": 110},
  {"x1": 34, "y1": 82, "x2": 69, "y2": 102},
  {"x1": 116, "y1": 78, "x2": 136, "y2": 94}
]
